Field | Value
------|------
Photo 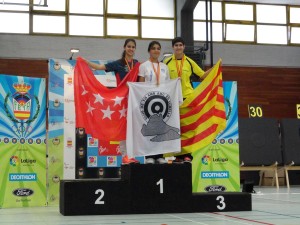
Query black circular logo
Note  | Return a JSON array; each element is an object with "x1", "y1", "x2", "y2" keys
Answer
[{"x1": 140, "y1": 92, "x2": 172, "y2": 122}]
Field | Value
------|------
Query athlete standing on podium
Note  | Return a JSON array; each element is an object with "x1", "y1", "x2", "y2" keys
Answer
[
  {"x1": 138, "y1": 41, "x2": 170, "y2": 164},
  {"x1": 83, "y1": 39, "x2": 140, "y2": 165},
  {"x1": 163, "y1": 37, "x2": 211, "y2": 163}
]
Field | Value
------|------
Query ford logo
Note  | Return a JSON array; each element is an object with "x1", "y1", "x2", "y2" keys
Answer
[
  {"x1": 12, "y1": 188, "x2": 34, "y2": 197},
  {"x1": 205, "y1": 185, "x2": 226, "y2": 192}
]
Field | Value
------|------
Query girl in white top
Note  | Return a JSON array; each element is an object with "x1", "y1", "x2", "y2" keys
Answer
[
  {"x1": 138, "y1": 41, "x2": 170, "y2": 85},
  {"x1": 138, "y1": 41, "x2": 170, "y2": 164}
]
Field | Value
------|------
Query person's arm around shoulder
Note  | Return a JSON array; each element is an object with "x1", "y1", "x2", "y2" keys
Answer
[{"x1": 81, "y1": 57, "x2": 106, "y2": 70}]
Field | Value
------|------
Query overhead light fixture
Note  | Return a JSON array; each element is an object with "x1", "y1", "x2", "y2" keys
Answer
[{"x1": 69, "y1": 48, "x2": 80, "y2": 60}]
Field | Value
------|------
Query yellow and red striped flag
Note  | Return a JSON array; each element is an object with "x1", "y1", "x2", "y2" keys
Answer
[{"x1": 179, "y1": 59, "x2": 226, "y2": 154}]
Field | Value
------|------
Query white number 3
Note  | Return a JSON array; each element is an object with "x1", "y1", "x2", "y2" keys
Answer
[{"x1": 216, "y1": 195, "x2": 226, "y2": 210}]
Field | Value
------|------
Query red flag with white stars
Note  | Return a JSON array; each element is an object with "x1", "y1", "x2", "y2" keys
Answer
[{"x1": 74, "y1": 57, "x2": 140, "y2": 141}]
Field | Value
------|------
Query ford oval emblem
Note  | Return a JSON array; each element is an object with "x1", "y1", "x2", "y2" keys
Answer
[
  {"x1": 204, "y1": 185, "x2": 226, "y2": 192},
  {"x1": 12, "y1": 188, "x2": 34, "y2": 197}
]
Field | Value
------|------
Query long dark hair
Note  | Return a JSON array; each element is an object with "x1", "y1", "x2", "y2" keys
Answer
[{"x1": 121, "y1": 38, "x2": 136, "y2": 64}]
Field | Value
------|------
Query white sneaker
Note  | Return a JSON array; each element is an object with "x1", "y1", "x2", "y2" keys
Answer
[
  {"x1": 156, "y1": 158, "x2": 167, "y2": 164},
  {"x1": 145, "y1": 158, "x2": 155, "y2": 164}
]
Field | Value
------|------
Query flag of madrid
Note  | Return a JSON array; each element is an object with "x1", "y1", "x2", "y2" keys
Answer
[{"x1": 74, "y1": 57, "x2": 139, "y2": 141}]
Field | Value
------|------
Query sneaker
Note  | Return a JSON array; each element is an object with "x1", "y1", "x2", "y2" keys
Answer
[
  {"x1": 122, "y1": 155, "x2": 140, "y2": 165},
  {"x1": 145, "y1": 158, "x2": 155, "y2": 164},
  {"x1": 173, "y1": 158, "x2": 183, "y2": 164},
  {"x1": 156, "y1": 158, "x2": 167, "y2": 164},
  {"x1": 183, "y1": 156, "x2": 192, "y2": 163}
]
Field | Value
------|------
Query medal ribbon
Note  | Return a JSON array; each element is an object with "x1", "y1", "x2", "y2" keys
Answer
[
  {"x1": 151, "y1": 61, "x2": 160, "y2": 86},
  {"x1": 175, "y1": 55, "x2": 185, "y2": 77},
  {"x1": 125, "y1": 58, "x2": 133, "y2": 71}
]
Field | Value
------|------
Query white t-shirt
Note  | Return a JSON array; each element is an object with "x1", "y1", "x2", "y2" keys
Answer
[{"x1": 138, "y1": 60, "x2": 170, "y2": 83}]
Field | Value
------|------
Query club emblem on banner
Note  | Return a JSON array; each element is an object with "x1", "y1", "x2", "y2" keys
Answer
[
  {"x1": 4, "y1": 82, "x2": 40, "y2": 138},
  {"x1": 139, "y1": 91, "x2": 180, "y2": 142}
]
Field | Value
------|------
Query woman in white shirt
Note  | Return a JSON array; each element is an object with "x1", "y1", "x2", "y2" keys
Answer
[
  {"x1": 138, "y1": 41, "x2": 170, "y2": 164},
  {"x1": 138, "y1": 41, "x2": 169, "y2": 85}
]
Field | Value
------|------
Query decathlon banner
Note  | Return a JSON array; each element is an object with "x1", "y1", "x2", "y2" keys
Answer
[
  {"x1": 0, "y1": 74, "x2": 47, "y2": 208},
  {"x1": 192, "y1": 81, "x2": 240, "y2": 192}
]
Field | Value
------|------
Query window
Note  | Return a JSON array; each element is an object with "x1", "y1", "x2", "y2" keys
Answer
[
  {"x1": 69, "y1": 0, "x2": 103, "y2": 14},
  {"x1": 194, "y1": 1, "x2": 222, "y2": 42},
  {"x1": 194, "y1": 1, "x2": 222, "y2": 20},
  {"x1": 142, "y1": 19, "x2": 174, "y2": 39},
  {"x1": 224, "y1": 3, "x2": 254, "y2": 42},
  {"x1": 33, "y1": 0, "x2": 65, "y2": 11},
  {"x1": 0, "y1": 12, "x2": 29, "y2": 33},
  {"x1": 257, "y1": 5, "x2": 286, "y2": 24},
  {"x1": 142, "y1": 0, "x2": 174, "y2": 17},
  {"x1": 290, "y1": 27, "x2": 300, "y2": 44},
  {"x1": 256, "y1": 5, "x2": 287, "y2": 45},
  {"x1": 69, "y1": 0, "x2": 104, "y2": 37},
  {"x1": 33, "y1": 15, "x2": 65, "y2": 34},
  {"x1": 0, "y1": 0, "x2": 299, "y2": 46},
  {"x1": 141, "y1": 0, "x2": 174, "y2": 39},
  {"x1": 225, "y1": 4, "x2": 253, "y2": 21},
  {"x1": 226, "y1": 24, "x2": 255, "y2": 42},
  {"x1": 257, "y1": 25, "x2": 287, "y2": 45},
  {"x1": 107, "y1": 19, "x2": 138, "y2": 36},
  {"x1": 194, "y1": 22, "x2": 222, "y2": 42},
  {"x1": 107, "y1": 0, "x2": 138, "y2": 14},
  {"x1": 69, "y1": 16, "x2": 103, "y2": 36}
]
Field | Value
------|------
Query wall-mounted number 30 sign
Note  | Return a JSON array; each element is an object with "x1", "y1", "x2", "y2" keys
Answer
[{"x1": 248, "y1": 104, "x2": 263, "y2": 118}]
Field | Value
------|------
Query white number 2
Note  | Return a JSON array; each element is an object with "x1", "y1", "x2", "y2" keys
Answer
[
  {"x1": 156, "y1": 179, "x2": 164, "y2": 194},
  {"x1": 216, "y1": 195, "x2": 226, "y2": 210},
  {"x1": 94, "y1": 189, "x2": 105, "y2": 205}
]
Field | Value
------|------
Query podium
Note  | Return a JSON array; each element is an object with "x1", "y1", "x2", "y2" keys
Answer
[{"x1": 60, "y1": 164, "x2": 251, "y2": 215}]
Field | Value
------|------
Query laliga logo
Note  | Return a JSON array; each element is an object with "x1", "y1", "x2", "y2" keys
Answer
[
  {"x1": 10, "y1": 156, "x2": 20, "y2": 166},
  {"x1": 201, "y1": 155, "x2": 211, "y2": 165}
]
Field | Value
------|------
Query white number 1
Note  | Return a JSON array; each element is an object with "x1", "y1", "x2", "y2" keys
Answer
[{"x1": 156, "y1": 179, "x2": 164, "y2": 194}]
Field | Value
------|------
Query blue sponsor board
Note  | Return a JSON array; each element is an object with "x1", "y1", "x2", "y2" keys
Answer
[
  {"x1": 201, "y1": 171, "x2": 229, "y2": 179},
  {"x1": 9, "y1": 173, "x2": 37, "y2": 181}
]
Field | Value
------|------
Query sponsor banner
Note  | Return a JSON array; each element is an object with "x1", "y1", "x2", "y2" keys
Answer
[
  {"x1": 48, "y1": 58, "x2": 117, "y2": 205},
  {"x1": 64, "y1": 74, "x2": 76, "y2": 179},
  {"x1": 48, "y1": 59, "x2": 76, "y2": 205},
  {"x1": 192, "y1": 82, "x2": 240, "y2": 192},
  {"x1": 0, "y1": 74, "x2": 47, "y2": 208}
]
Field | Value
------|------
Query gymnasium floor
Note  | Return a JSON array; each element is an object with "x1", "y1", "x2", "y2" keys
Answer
[{"x1": 1, "y1": 186, "x2": 300, "y2": 225}]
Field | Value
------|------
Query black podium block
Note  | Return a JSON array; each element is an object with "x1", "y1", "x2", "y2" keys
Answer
[
  {"x1": 121, "y1": 163, "x2": 192, "y2": 213},
  {"x1": 192, "y1": 192, "x2": 252, "y2": 212},
  {"x1": 60, "y1": 164, "x2": 252, "y2": 215},
  {"x1": 60, "y1": 178, "x2": 130, "y2": 215}
]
